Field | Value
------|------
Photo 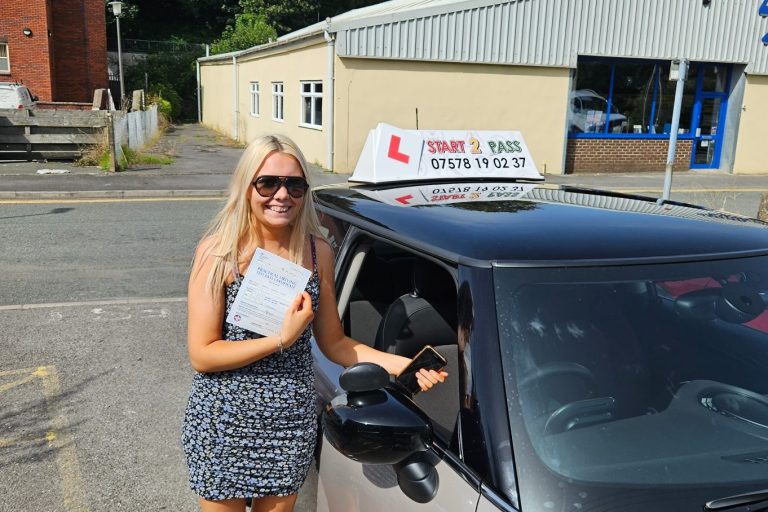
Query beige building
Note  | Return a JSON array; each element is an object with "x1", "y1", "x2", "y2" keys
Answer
[{"x1": 198, "y1": 0, "x2": 768, "y2": 175}]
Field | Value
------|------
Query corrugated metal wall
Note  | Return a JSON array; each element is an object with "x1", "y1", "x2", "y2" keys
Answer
[{"x1": 335, "y1": 0, "x2": 768, "y2": 73}]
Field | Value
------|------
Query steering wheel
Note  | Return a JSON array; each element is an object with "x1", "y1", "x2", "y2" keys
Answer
[
  {"x1": 519, "y1": 361, "x2": 598, "y2": 404},
  {"x1": 543, "y1": 396, "x2": 617, "y2": 435}
]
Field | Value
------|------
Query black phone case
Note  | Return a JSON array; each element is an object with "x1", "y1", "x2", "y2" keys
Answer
[{"x1": 395, "y1": 346, "x2": 447, "y2": 395}]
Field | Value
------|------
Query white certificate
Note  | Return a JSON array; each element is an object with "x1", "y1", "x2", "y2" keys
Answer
[{"x1": 226, "y1": 248, "x2": 312, "y2": 337}]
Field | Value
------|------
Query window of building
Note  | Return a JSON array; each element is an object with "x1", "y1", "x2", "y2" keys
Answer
[
  {"x1": 300, "y1": 81, "x2": 322, "y2": 128},
  {"x1": 272, "y1": 82, "x2": 284, "y2": 121},
  {"x1": 0, "y1": 43, "x2": 9, "y2": 73},
  {"x1": 569, "y1": 58, "x2": 729, "y2": 138},
  {"x1": 249, "y1": 82, "x2": 259, "y2": 117}
]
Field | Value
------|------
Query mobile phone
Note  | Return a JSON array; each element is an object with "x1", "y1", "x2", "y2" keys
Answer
[{"x1": 395, "y1": 345, "x2": 447, "y2": 395}]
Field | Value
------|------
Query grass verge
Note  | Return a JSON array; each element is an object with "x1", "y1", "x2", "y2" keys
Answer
[
  {"x1": 122, "y1": 145, "x2": 175, "y2": 166},
  {"x1": 76, "y1": 143, "x2": 111, "y2": 170}
]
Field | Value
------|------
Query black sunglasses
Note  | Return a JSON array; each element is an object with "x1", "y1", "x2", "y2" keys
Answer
[{"x1": 252, "y1": 176, "x2": 309, "y2": 198}]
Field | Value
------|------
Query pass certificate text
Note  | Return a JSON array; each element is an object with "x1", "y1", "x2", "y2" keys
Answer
[{"x1": 226, "y1": 248, "x2": 312, "y2": 337}]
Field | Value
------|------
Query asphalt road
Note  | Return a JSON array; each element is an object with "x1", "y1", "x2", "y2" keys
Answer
[
  {"x1": 0, "y1": 199, "x2": 218, "y2": 305},
  {"x1": 0, "y1": 199, "x2": 317, "y2": 512}
]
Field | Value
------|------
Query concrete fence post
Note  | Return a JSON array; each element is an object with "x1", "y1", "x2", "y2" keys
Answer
[{"x1": 106, "y1": 111, "x2": 117, "y2": 172}]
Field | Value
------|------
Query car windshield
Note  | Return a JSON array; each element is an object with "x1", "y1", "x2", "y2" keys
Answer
[{"x1": 495, "y1": 255, "x2": 768, "y2": 511}]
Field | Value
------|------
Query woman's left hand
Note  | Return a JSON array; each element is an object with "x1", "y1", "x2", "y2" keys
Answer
[{"x1": 415, "y1": 368, "x2": 449, "y2": 392}]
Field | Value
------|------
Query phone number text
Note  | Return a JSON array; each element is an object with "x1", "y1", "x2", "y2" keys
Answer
[{"x1": 429, "y1": 156, "x2": 527, "y2": 170}]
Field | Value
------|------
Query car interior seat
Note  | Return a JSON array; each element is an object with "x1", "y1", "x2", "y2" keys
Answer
[
  {"x1": 513, "y1": 283, "x2": 651, "y2": 432},
  {"x1": 344, "y1": 249, "x2": 414, "y2": 346},
  {"x1": 374, "y1": 259, "x2": 460, "y2": 442}
]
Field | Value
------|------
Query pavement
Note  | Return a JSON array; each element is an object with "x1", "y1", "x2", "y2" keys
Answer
[{"x1": 0, "y1": 123, "x2": 766, "y2": 218}]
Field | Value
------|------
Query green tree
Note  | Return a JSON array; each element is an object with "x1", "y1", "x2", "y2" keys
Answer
[
  {"x1": 210, "y1": 12, "x2": 277, "y2": 54},
  {"x1": 239, "y1": 0, "x2": 318, "y2": 35},
  {"x1": 124, "y1": 40, "x2": 205, "y2": 120}
]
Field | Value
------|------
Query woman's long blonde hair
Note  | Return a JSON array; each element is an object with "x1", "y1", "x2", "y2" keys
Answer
[{"x1": 196, "y1": 134, "x2": 324, "y2": 299}]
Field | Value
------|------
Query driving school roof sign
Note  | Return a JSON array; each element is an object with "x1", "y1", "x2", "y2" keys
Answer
[{"x1": 350, "y1": 123, "x2": 543, "y2": 184}]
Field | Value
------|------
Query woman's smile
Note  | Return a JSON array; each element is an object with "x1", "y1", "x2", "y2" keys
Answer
[{"x1": 250, "y1": 152, "x2": 305, "y2": 229}]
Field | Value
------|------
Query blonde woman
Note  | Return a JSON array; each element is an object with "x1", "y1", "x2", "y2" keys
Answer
[{"x1": 181, "y1": 134, "x2": 447, "y2": 512}]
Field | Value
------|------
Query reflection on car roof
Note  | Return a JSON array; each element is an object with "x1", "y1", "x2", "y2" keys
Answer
[{"x1": 315, "y1": 181, "x2": 768, "y2": 266}]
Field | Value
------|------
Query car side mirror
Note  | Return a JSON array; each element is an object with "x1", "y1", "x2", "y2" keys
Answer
[
  {"x1": 322, "y1": 364, "x2": 432, "y2": 465},
  {"x1": 338, "y1": 362, "x2": 390, "y2": 392},
  {"x1": 32, "y1": 95, "x2": 38, "y2": 102}
]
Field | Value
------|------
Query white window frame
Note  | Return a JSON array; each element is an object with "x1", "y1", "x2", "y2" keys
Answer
[
  {"x1": 272, "y1": 82, "x2": 284, "y2": 122},
  {"x1": 300, "y1": 80, "x2": 323, "y2": 129},
  {"x1": 249, "y1": 82, "x2": 260, "y2": 117},
  {"x1": 0, "y1": 43, "x2": 10, "y2": 74}
]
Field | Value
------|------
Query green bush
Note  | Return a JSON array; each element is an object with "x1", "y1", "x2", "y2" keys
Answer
[
  {"x1": 148, "y1": 93, "x2": 173, "y2": 121},
  {"x1": 211, "y1": 12, "x2": 276, "y2": 54},
  {"x1": 149, "y1": 84, "x2": 182, "y2": 121}
]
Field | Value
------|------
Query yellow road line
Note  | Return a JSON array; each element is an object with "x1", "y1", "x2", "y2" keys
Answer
[
  {"x1": 0, "y1": 373, "x2": 38, "y2": 394},
  {"x1": 0, "y1": 434, "x2": 52, "y2": 448},
  {"x1": 38, "y1": 366, "x2": 90, "y2": 512},
  {"x1": 0, "y1": 366, "x2": 44, "y2": 377},
  {"x1": 0, "y1": 366, "x2": 91, "y2": 511},
  {"x1": 0, "y1": 196, "x2": 223, "y2": 205}
]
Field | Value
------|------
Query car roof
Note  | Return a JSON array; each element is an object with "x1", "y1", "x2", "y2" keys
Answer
[{"x1": 315, "y1": 180, "x2": 768, "y2": 267}]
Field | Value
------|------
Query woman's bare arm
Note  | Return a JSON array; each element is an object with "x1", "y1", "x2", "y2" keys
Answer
[{"x1": 186, "y1": 238, "x2": 313, "y2": 373}]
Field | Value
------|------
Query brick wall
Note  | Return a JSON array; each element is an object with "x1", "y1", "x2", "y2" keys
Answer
[
  {"x1": 0, "y1": 0, "x2": 54, "y2": 101},
  {"x1": 566, "y1": 138, "x2": 694, "y2": 173},
  {"x1": 37, "y1": 101, "x2": 93, "y2": 110},
  {"x1": 0, "y1": 0, "x2": 106, "y2": 103},
  {"x1": 51, "y1": 0, "x2": 107, "y2": 103}
]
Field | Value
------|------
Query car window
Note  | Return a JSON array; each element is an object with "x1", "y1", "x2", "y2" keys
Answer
[
  {"x1": 339, "y1": 237, "x2": 461, "y2": 446},
  {"x1": 0, "y1": 88, "x2": 15, "y2": 105},
  {"x1": 19, "y1": 87, "x2": 32, "y2": 104},
  {"x1": 495, "y1": 256, "x2": 768, "y2": 508}
]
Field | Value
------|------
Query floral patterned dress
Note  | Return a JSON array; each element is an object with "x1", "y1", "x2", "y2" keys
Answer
[{"x1": 182, "y1": 238, "x2": 320, "y2": 500}]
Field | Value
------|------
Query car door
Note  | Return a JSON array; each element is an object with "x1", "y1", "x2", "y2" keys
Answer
[
  {"x1": 316, "y1": 440, "x2": 481, "y2": 512},
  {"x1": 312, "y1": 221, "x2": 481, "y2": 511}
]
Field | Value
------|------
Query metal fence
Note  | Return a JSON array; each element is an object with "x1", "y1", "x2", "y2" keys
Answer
[{"x1": 107, "y1": 38, "x2": 207, "y2": 55}]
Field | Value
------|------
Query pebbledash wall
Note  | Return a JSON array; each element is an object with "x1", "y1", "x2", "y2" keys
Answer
[
  {"x1": 199, "y1": 0, "x2": 768, "y2": 175},
  {"x1": 0, "y1": 0, "x2": 107, "y2": 103}
]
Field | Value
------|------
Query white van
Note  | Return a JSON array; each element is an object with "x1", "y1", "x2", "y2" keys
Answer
[{"x1": 0, "y1": 82, "x2": 37, "y2": 109}]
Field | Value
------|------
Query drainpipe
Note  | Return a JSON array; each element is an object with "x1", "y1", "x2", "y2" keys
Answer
[
  {"x1": 196, "y1": 60, "x2": 201, "y2": 123},
  {"x1": 324, "y1": 26, "x2": 335, "y2": 171},
  {"x1": 232, "y1": 55, "x2": 239, "y2": 140}
]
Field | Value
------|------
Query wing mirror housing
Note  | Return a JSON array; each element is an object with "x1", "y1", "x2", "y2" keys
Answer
[
  {"x1": 322, "y1": 363, "x2": 433, "y2": 465},
  {"x1": 338, "y1": 361, "x2": 390, "y2": 392}
]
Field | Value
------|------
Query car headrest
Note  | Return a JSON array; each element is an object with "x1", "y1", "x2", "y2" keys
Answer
[{"x1": 375, "y1": 294, "x2": 456, "y2": 358}]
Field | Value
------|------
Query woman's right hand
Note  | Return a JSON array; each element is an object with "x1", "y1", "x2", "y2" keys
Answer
[{"x1": 280, "y1": 291, "x2": 314, "y2": 347}]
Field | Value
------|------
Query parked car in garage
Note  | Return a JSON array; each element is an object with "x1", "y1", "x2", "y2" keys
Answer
[
  {"x1": 568, "y1": 89, "x2": 627, "y2": 133},
  {"x1": 310, "y1": 127, "x2": 768, "y2": 512}
]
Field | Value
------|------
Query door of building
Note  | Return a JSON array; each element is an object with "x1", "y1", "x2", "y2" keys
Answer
[{"x1": 690, "y1": 64, "x2": 730, "y2": 170}]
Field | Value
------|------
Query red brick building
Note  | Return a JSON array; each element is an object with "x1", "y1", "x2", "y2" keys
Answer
[{"x1": 0, "y1": 0, "x2": 107, "y2": 103}]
